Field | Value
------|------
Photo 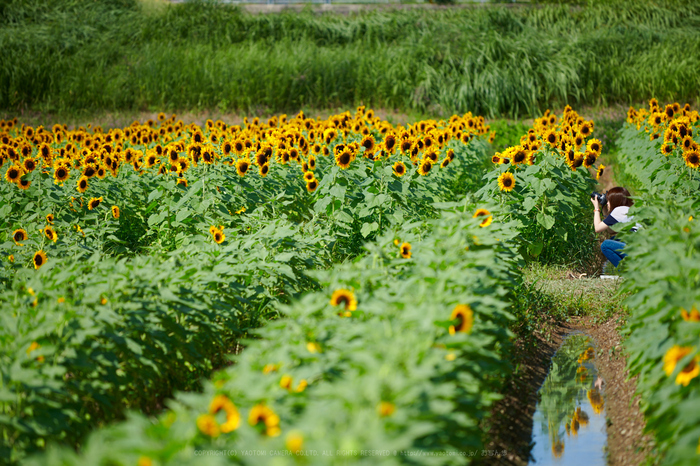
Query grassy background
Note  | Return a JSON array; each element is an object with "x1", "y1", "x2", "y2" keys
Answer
[{"x1": 1, "y1": 0, "x2": 699, "y2": 119}]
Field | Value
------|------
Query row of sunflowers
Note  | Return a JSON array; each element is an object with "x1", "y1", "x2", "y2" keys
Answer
[
  {"x1": 477, "y1": 106, "x2": 603, "y2": 268},
  {"x1": 616, "y1": 100, "x2": 700, "y2": 465},
  {"x1": 0, "y1": 109, "x2": 502, "y2": 464},
  {"x1": 25, "y1": 203, "x2": 522, "y2": 466},
  {"x1": 1, "y1": 107, "x2": 491, "y2": 191},
  {"x1": 0, "y1": 108, "x2": 492, "y2": 272}
]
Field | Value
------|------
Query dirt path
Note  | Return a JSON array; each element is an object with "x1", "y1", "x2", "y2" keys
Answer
[{"x1": 482, "y1": 312, "x2": 655, "y2": 465}]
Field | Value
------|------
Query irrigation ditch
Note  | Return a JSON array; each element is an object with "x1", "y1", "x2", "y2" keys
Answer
[{"x1": 481, "y1": 303, "x2": 656, "y2": 465}]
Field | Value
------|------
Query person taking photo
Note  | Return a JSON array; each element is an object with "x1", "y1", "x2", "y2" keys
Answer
[{"x1": 591, "y1": 187, "x2": 640, "y2": 273}]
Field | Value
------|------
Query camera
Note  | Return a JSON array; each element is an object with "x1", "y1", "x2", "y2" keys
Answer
[{"x1": 591, "y1": 192, "x2": 607, "y2": 206}]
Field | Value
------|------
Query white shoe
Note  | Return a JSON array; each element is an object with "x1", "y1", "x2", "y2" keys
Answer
[{"x1": 600, "y1": 275, "x2": 621, "y2": 280}]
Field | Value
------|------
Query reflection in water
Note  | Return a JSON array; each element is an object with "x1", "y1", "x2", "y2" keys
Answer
[{"x1": 529, "y1": 333, "x2": 606, "y2": 465}]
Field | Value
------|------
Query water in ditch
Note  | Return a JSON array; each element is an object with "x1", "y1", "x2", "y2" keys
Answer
[{"x1": 529, "y1": 332, "x2": 606, "y2": 465}]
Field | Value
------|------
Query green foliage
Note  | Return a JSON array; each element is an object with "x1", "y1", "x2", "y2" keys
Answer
[
  {"x1": 24, "y1": 206, "x2": 523, "y2": 466},
  {"x1": 616, "y1": 114, "x2": 700, "y2": 465},
  {"x1": 2, "y1": 1, "x2": 700, "y2": 117},
  {"x1": 620, "y1": 199, "x2": 700, "y2": 465},
  {"x1": 520, "y1": 263, "x2": 624, "y2": 320},
  {"x1": 488, "y1": 120, "x2": 531, "y2": 154},
  {"x1": 0, "y1": 114, "x2": 497, "y2": 463},
  {"x1": 617, "y1": 122, "x2": 700, "y2": 199},
  {"x1": 0, "y1": 216, "x2": 329, "y2": 463},
  {"x1": 478, "y1": 148, "x2": 598, "y2": 270}
]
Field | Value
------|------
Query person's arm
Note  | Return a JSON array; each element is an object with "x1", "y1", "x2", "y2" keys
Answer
[{"x1": 591, "y1": 197, "x2": 608, "y2": 233}]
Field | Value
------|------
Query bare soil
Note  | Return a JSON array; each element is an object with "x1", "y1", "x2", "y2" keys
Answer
[{"x1": 481, "y1": 311, "x2": 655, "y2": 465}]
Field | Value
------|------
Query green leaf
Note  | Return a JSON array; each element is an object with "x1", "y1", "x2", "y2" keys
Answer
[
  {"x1": 335, "y1": 211, "x2": 354, "y2": 224},
  {"x1": 528, "y1": 241, "x2": 544, "y2": 257},
  {"x1": 330, "y1": 184, "x2": 346, "y2": 200},
  {"x1": 148, "y1": 189, "x2": 162, "y2": 203},
  {"x1": 175, "y1": 208, "x2": 190, "y2": 223},
  {"x1": 536, "y1": 212, "x2": 555, "y2": 230},
  {"x1": 361, "y1": 222, "x2": 379, "y2": 238},
  {"x1": 522, "y1": 197, "x2": 537, "y2": 214}
]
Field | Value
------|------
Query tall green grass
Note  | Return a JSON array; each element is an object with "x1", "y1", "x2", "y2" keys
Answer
[{"x1": 1, "y1": 0, "x2": 699, "y2": 117}]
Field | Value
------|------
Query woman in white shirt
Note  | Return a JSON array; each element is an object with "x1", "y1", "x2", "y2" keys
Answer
[{"x1": 591, "y1": 187, "x2": 638, "y2": 269}]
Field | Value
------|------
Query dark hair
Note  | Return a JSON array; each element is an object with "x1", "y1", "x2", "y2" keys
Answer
[{"x1": 606, "y1": 187, "x2": 633, "y2": 213}]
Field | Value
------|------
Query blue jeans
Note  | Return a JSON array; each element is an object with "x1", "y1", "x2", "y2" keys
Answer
[{"x1": 601, "y1": 239, "x2": 626, "y2": 268}]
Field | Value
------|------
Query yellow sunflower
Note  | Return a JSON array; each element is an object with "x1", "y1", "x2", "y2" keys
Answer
[
  {"x1": 684, "y1": 150, "x2": 700, "y2": 169},
  {"x1": 583, "y1": 150, "x2": 597, "y2": 168},
  {"x1": 587, "y1": 388, "x2": 604, "y2": 414},
  {"x1": 664, "y1": 345, "x2": 699, "y2": 386},
  {"x1": 511, "y1": 147, "x2": 527, "y2": 165},
  {"x1": 400, "y1": 138, "x2": 413, "y2": 153},
  {"x1": 76, "y1": 175, "x2": 89, "y2": 194},
  {"x1": 497, "y1": 172, "x2": 515, "y2": 192},
  {"x1": 210, "y1": 226, "x2": 225, "y2": 244},
  {"x1": 417, "y1": 159, "x2": 432, "y2": 176},
  {"x1": 22, "y1": 157, "x2": 37, "y2": 173},
  {"x1": 330, "y1": 289, "x2": 357, "y2": 311},
  {"x1": 53, "y1": 165, "x2": 70, "y2": 184},
  {"x1": 13, "y1": 228, "x2": 28, "y2": 245},
  {"x1": 335, "y1": 149, "x2": 353, "y2": 169},
  {"x1": 377, "y1": 401, "x2": 395, "y2": 417},
  {"x1": 44, "y1": 226, "x2": 58, "y2": 243},
  {"x1": 286, "y1": 431, "x2": 304, "y2": 454},
  {"x1": 360, "y1": 134, "x2": 376, "y2": 154},
  {"x1": 248, "y1": 404, "x2": 281, "y2": 437},
  {"x1": 544, "y1": 129, "x2": 559, "y2": 147},
  {"x1": 596, "y1": 164, "x2": 605, "y2": 180},
  {"x1": 209, "y1": 394, "x2": 240, "y2": 433},
  {"x1": 46, "y1": 214, "x2": 54, "y2": 224},
  {"x1": 448, "y1": 304, "x2": 474, "y2": 334},
  {"x1": 399, "y1": 242, "x2": 411, "y2": 259},
  {"x1": 306, "y1": 177, "x2": 319, "y2": 192},
  {"x1": 5, "y1": 165, "x2": 23, "y2": 184},
  {"x1": 88, "y1": 196, "x2": 103, "y2": 210},
  {"x1": 236, "y1": 159, "x2": 250, "y2": 177},
  {"x1": 681, "y1": 306, "x2": 700, "y2": 322},
  {"x1": 196, "y1": 414, "x2": 220, "y2": 438},
  {"x1": 473, "y1": 208, "x2": 492, "y2": 227},
  {"x1": 383, "y1": 133, "x2": 397, "y2": 154},
  {"x1": 587, "y1": 138, "x2": 602, "y2": 156},
  {"x1": 111, "y1": 206, "x2": 120, "y2": 219},
  {"x1": 33, "y1": 250, "x2": 47, "y2": 269},
  {"x1": 280, "y1": 375, "x2": 293, "y2": 390},
  {"x1": 579, "y1": 121, "x2": 593, "y2": 137}
]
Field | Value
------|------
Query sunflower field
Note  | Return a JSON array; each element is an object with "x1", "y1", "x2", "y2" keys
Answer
[
  {"x1": 0, "y1": 100, "x2": 616, "y2": 465},
  {"x1": 4, "y1": 98, "x2": 699, "y2": 465},
  {"x1": 614, "y1": 101, "x2": 700, "y2": 464},
  {"x1": 1, "y1": 108, "x2": 500, "y2": 464}
]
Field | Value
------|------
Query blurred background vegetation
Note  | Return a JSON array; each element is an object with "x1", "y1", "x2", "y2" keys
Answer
[{"x1": 1, "y1": 0, "x2": 698, "y2": 120}]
